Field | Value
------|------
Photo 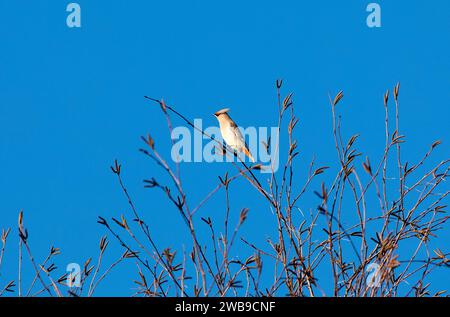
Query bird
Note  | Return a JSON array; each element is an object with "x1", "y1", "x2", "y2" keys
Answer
[{"x1": 213, "y1": 108, "x2": 255, "y2": 162}]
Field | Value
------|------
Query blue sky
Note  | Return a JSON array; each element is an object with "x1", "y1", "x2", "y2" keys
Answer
[{"x1": 0, "y1": 1, "x2": 449, "y2": 296}]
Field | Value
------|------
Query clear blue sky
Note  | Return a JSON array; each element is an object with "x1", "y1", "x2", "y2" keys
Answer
[{"x1": 0, "y1": 1, "x2": 449, "y2": 296}]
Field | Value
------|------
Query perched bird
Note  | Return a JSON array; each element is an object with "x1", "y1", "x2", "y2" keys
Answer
[{"x1": 214, "y1": 108, "x2": 255, "y2": 162}]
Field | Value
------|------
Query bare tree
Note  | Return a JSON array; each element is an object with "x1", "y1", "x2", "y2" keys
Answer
[{"x1": 0, "y1": 82, "x2": 448, "y2": 297}]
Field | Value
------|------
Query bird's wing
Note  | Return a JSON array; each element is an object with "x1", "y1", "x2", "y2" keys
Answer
[
  {"x1": 228, "y1": 125, "x2": 245, "y2": 148},
  {"x1": 234, "y1": 127, "x2": 255, "y2": 162},
  {"x1": 224, "y1": 124, "x2": 255, "y2": 162}
]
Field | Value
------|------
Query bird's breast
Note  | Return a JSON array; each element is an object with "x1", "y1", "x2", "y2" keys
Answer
[{"x1": 221, "y1": 126, "x2": 244, "y2": 149}]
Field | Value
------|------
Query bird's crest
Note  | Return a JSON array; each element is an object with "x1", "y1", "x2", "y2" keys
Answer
[{"x1": 214, "y1": 108, "x2": 230, "y2": 116}]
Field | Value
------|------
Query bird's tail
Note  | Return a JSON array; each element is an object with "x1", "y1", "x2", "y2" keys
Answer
[{"x1": 242, "y1": 147, "x2": 255, "y2": 163}]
